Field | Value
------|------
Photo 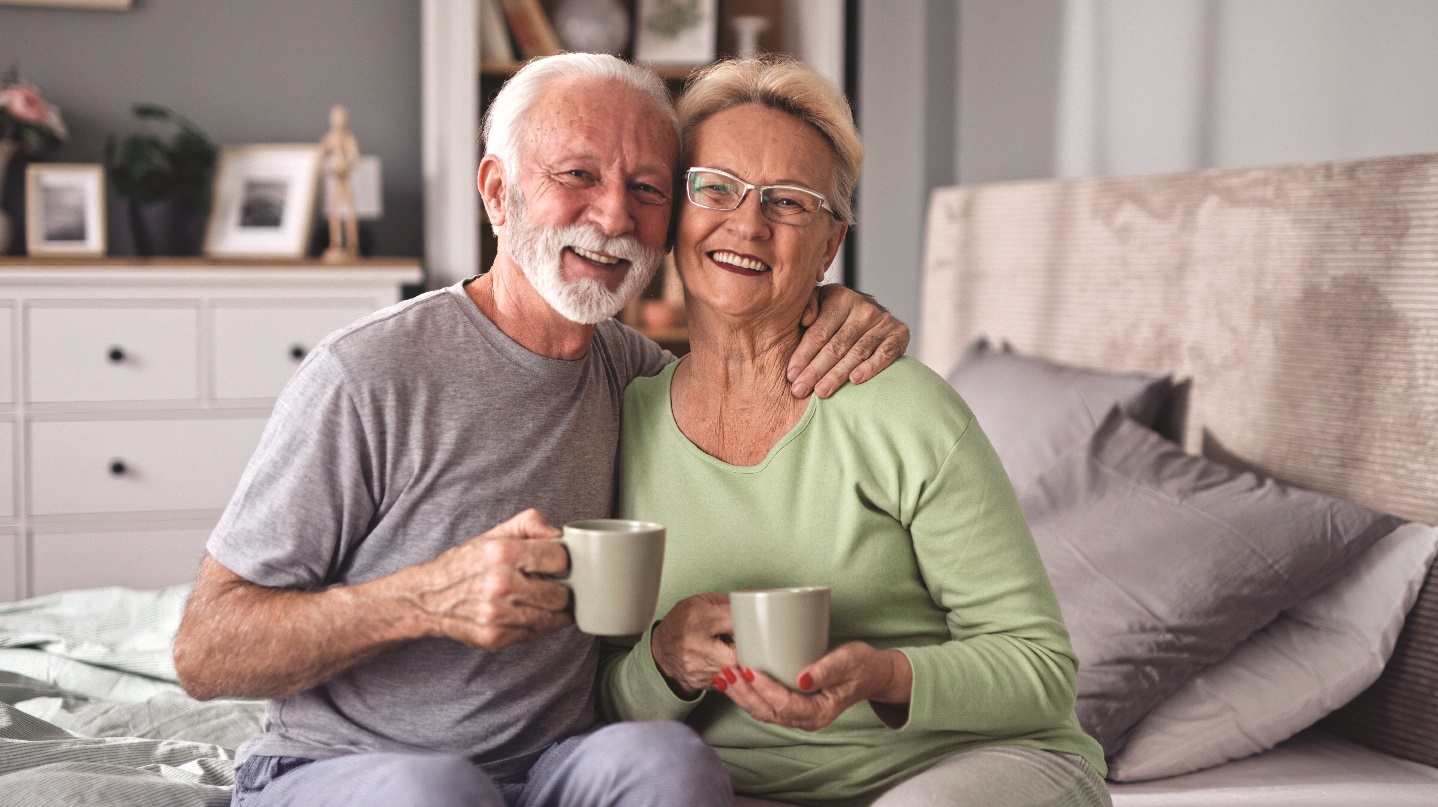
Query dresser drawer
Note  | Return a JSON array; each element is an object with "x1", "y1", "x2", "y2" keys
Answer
[
  {"x1": 0, "y1": 305, "x2": 13, "y2": 404},
  {"x1": 30, "y1": 418, "x2": 267, "y2": 515},
  {"x1": 28, "y1": 305, "x2": 199, "y2": 402},
  {"x1": 0, "y1": 531, "x2": 16, "y2": 602},
  {"x1": 212, "y1": 303, "x2": 372, "y2": 400},
  {"x1": 31, "y1": 527, "x2": 210, "y2": 596}
]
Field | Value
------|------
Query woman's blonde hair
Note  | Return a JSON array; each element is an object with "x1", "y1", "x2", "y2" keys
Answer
[{"x1": 677, "y1": 56, "x2": 863, "y2": 224}]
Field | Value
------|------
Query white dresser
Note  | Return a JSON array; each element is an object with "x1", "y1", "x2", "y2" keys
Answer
[{"x1": 0, "y1": 259, "x2": 423, "y2": 601}]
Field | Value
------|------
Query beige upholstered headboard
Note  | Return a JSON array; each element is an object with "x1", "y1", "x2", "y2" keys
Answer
[
  {"x1": 919, "y1": 153, "x2": 1437, "y2": 526},
  {"x1": 916, "y1": 152, "x2": 1438, "y2": 766}
]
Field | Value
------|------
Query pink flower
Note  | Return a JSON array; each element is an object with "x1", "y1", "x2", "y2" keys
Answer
[{"x1": 3, "y1": 83, "x2": 51, "y2": 125}]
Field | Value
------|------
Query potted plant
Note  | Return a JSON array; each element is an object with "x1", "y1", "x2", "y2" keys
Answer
[
  {"x1": 104, "y1": 103, "x2": 217, "y2": 256},
  {"x1": 0, "y1": 66, "x2": 68, "y2": 254}
]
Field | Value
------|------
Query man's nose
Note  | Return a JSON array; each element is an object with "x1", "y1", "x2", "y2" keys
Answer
[{"x1": 587, "y1": 181, "x2": 637, "y2": 236}]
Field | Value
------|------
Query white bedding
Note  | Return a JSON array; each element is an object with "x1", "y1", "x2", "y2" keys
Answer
[
  {"x1": 0, "y1": 586, "x2": 262, "y2": 807},
  {"x1": 1109, "y1": 729, "x2": 1438, "y2": 807}
]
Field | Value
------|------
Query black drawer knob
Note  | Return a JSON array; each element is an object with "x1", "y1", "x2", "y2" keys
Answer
[
  {"x1": 107, "y1": 346, "x2": 126, "y2": 363},
  {"x1": 289, "y1": 344, "x2": 307, "y2": 361},
  {"x1": 109, "y1": 459, "x2": 128, "y2": 476}
]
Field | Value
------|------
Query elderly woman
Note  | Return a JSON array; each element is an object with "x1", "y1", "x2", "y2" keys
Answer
[{"x1": 599, "y1": 57, "x2": 1110, "y2": 807}]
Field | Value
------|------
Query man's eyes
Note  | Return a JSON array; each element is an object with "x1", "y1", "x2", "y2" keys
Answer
[
  {"x1": 631, "y1": 183, "x2": 670, "y2": 205},
  {"x1": 553, "y1": 170, "x2": 597, "y2": 187},
  {"x1": 549, "y1": 171, "x2": 669, "y2": 204}
]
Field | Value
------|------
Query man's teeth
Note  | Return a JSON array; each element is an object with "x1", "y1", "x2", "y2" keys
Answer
[
  {"x1": 571, "y1": 246, "x2": 620, "y2": 265},
  {"x1": 712, "y1": 251, "x2": 771, "y2": 272}
]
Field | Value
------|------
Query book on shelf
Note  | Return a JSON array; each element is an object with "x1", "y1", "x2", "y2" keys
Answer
[
  {"x1": 479, "y1": 0, "x2": 515, "y2": 63},
  {"x1": 502, "y1": 0, "x2": 562, "y2": 60}
]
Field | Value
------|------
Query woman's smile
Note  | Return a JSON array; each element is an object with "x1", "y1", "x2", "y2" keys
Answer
[{"x1": 708, "y1": 249, "x2": 772, "y2": 274}]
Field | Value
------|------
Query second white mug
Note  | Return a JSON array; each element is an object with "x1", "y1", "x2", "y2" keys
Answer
[{"x1": 729, "y1": 586, "x2": 831, "y2": 689}]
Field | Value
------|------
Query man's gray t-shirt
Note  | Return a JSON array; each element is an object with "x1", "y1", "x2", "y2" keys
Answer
[{"x1": 207, "y1": 280, "x2": 670, "y2": 780}]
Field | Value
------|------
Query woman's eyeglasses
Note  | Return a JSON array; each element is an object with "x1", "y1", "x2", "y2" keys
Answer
[{"x1": 684, "y1": 167, "x2": 837, "y2": 226}]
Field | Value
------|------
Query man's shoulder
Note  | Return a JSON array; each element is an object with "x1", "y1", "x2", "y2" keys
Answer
[{"x1": 594, "y1": 318, "x2": 672, "y2": 381}]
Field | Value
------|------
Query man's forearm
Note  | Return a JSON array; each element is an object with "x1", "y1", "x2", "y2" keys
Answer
[{"x1": 173, "y1": 555, "x2": 432, "y2": 701}]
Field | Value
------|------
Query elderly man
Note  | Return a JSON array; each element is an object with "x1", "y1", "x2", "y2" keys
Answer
[{"x1": 173, "y1": 54, "x2": 907, "y2": 807}]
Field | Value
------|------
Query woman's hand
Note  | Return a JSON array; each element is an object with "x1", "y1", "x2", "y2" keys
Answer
[
  {"x1": 652, "y1": 593, "x2": 739, "y2": 697},
  {"x1": 715, "y1": 642, "x2": 912, "y2": 732},
  {"x1": 788, "y1": 285, "x2": 910, "y2": 399}
]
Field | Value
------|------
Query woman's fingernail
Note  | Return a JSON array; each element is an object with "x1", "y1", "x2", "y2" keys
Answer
[
  {"x1": 740, "y1": 667, "x2": 755, "y2": 682},
  {"x1": 712, "y1": 675, "x2": 728, "y2": 692},
  {"x1": 798, "y1": 673, "x2": 814, "y2": 690},
  {"x1": 787, "y1": 366, "x2": 799, "y2": 382},
  {"x1": 791, "y1": 381, "x2": 810, "y2": 397},
  {"x1": 723, "y1": 667, "x2": 737, "y2": 683}
]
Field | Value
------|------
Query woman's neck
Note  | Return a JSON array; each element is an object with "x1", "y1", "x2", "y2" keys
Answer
[{"x1": 671, "y1": 308, "x2": 810, "y2": 466}]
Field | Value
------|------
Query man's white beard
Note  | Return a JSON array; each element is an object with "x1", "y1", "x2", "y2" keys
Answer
[{"x1": 504, "y1": 186, "x2": 664, "y2": 325}]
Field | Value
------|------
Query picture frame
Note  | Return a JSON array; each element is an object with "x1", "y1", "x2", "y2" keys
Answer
[
  {"x1": 204, "y1": 144, "x2": 322, "y2": 259},
  {"x1": 25, "y1": 163, "x2": 106, "y2": 257},
  {"x1": 633, "y1": 0, "x2": 718, "y2": 67}
]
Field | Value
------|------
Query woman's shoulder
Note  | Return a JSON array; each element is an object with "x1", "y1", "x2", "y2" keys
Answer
[{"x1": 829, "y1": 356, "x2": 975, "y2": 421}]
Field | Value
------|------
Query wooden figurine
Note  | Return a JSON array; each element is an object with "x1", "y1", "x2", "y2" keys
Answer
[{"x1": 320, "y1": 104, "x2": 361, "y2": 262}]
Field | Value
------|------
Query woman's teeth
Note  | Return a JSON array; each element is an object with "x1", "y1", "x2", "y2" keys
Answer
[
  {"x1": 711, "y1": 250, "x2": 771, "y2": 272},
  {"x1": 571, "y1": 246, "x2": 620, "y2": 265}
]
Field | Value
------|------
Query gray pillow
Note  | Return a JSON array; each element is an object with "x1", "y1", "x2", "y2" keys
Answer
[
  {"x1": 1019, "y1": 408, "x2": 1401, "y2": 758},
  {"x1": 944, "y1": 338, "x2": 1174, "y2": 494}
]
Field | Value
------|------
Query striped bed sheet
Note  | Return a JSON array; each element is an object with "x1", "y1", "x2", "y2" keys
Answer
[{"x1": 0, "y1": 585, "x2": 263, "y2": 807}]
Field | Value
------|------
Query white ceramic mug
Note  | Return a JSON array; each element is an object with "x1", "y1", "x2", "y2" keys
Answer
[
  {"x1": 555, "y1": 519, "x2": 666, "y2": 636},
  {"x1": 729, "y1": 586, "x2": 831, "y2": 688}
]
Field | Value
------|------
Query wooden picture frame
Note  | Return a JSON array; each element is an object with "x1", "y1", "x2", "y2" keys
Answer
[
  {"x1": 633, "y1": 0, "x2": 718, "y2": 67},
  {"x1": 203, "y1": 144, "x2": 321, "y2": 259},
  {"x1": 25, "y1": 163, "x2": 106, "y2": 256}
]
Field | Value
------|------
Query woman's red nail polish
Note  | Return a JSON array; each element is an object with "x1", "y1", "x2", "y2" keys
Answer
[
  {"x1": 723, "y1": 667, "x2": 737, "y2": 683},
  {"x1": 798, "y1": 673, "x2": 813, "y2": 690},
  {"x1": 740, "y1": 667, "x2": 755, "y2": 682},
  {"x1": 712, "y1": 675, "x2": 727, "y2": 692}
]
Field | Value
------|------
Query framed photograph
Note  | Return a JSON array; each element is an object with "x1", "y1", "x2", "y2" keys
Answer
[
  {"x1": 204, "y1": 144, "x2": 322, "y2": 259},
  {"x1": 25, "y1": 163, "x2": 106, "y2": 256},
  {"x1": 633, "y1": 0, "x2": 717, "y2": 67}
]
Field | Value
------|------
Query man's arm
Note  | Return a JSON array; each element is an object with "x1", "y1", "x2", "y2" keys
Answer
[
  {"x1": 789, "y1": 285, "x2": 910, "y2": 399},
  {"x1": 173, "y1": 509, "x2": 571, "y2": 701}
]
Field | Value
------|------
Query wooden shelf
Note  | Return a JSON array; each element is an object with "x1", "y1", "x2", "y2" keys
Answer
[{"x1": 0, "y1": 256, "x2": 421, "y2": 269}]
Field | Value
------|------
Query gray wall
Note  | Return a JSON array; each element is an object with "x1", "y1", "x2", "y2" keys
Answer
[
  {"x1": 0, "y1": 0, "x2": 421, "y2": 257},
  {"x1": 855, "y1": 0, "x2": 960, "y2": 345}
]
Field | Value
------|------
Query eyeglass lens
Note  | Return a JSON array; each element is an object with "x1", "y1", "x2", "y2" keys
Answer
[{"x1": 687, "y1": 170, "x2": 826, "y2": 224}]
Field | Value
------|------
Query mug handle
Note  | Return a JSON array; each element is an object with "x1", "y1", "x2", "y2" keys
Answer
[{"x1": 526, "y1": 535, "x2": 573, "y2": 588}]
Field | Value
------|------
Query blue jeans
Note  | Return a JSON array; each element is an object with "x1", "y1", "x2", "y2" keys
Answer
[{"x1": 231, "y1": 721, "x2": 731, "y2": 807}]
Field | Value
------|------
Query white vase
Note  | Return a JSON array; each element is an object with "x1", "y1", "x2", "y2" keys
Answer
[
  {"x1": 551, "y1": 0, "x2": 630, "y2": 55},
  {"x1": 0, "y1": 140, "x2": 15, "y2": 254}
]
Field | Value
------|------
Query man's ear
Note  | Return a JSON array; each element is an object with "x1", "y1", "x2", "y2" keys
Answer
[{"x1": 478, "y1": 154, "x2": 509, "y2": 227}]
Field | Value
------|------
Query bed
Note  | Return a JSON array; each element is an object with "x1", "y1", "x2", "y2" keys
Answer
[{"x1": 918, "y1": 152, "x2": 1438, "y2": 804}]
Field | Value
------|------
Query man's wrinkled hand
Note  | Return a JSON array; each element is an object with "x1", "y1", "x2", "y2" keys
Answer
[
  {"x1": 789, "y1": 285, "x2": 909, "y2": 399},
  {"x1": 413, "y1": 508, "x2": 573, "y2": 651}
]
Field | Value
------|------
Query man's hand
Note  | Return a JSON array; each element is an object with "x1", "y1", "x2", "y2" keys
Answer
[
  {"x1": 789, "y1": 285, "x2": 910, "y2": 399},
  {"x1": 414, "y1": 508, "x2": 573, "y2": 652},
  {"x1": 173, "y1": 509, "x2": 574, "y2": 702},
  {"x1": 651, "y1": 593, "x2": 739, "y2": 696},
  {"x1": 714, "y1": 642, "x2": 911, "y2": 732}
]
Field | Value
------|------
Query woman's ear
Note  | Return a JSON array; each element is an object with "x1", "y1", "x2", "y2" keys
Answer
[
  {"x1": 817, "y1": 222, "x2": 849, "y2": 282},
  {"x1": 478, "y1": 154, "x2": 509, "y2": 227}
]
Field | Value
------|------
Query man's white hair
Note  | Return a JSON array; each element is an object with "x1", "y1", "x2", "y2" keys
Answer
[{"x1": 481, "y1": 53, "x2": 679, "y2": 164}]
